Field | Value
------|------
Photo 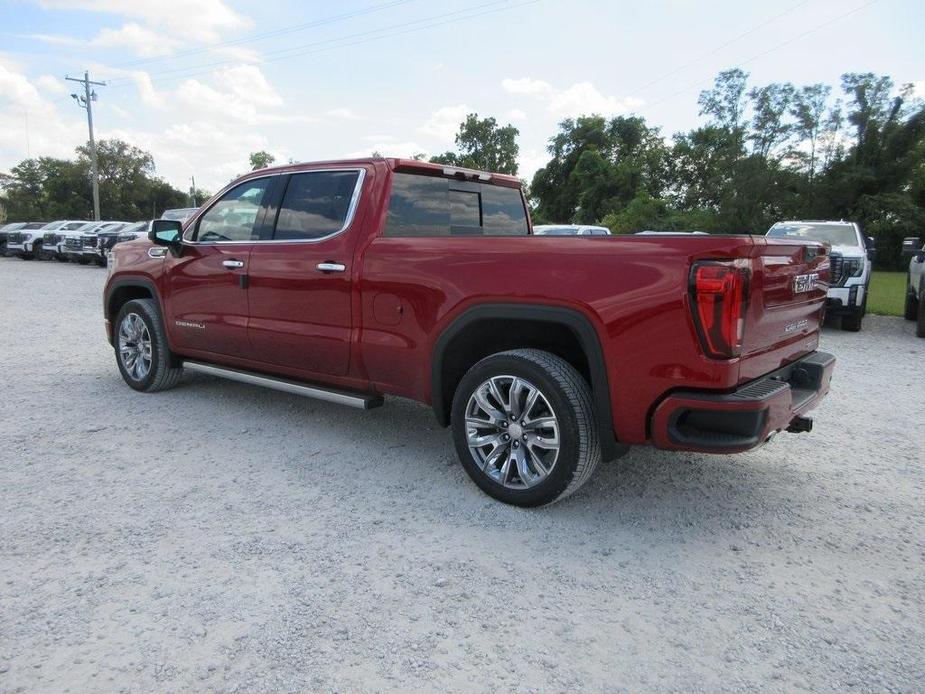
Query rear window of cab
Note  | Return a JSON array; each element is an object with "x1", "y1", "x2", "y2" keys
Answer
[{"x1": 385, "y1": 173, "x2": 528, "y2": 237}]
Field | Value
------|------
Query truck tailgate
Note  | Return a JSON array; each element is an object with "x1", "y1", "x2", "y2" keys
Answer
[{"x1": 738, "y1": 237, "x2": 830, "y2": 382}]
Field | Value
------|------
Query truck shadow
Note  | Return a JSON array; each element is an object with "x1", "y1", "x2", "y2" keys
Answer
[{"x1": 81, "y1": 367, "x2": 813, "y2": 539}]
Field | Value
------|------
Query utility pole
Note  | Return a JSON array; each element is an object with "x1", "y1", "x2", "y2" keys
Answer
[
  {"x1": 66, "y1": 71, "x2": 106, "y2": 221},
  {"x1": 190, "y1": 175, "x2": 197, "y2": 207}
]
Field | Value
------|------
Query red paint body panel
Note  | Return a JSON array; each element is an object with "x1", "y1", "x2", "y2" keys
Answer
[{"x1": 104, "y1": 158, "x2": 834, "y2": 452}]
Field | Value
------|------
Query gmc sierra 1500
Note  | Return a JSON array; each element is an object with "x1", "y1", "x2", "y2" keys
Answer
[{"x1": 104, "y1": 158, "x2": 835, "y2": 506}]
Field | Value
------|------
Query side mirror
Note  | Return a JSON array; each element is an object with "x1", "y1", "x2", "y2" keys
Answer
[
  {"x1": 865, "y1": 236, "x2": 876, "y2": 249},
  {"x1": 902, "y1": 236, "x2": 923, "y2": 255},
  {"x1": 149, "y1": 219, "x2": 182, "y2": 246}
]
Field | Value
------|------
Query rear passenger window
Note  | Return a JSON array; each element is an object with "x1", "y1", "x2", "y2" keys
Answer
[
  {"x1": 274, "y1": 170, "x2": 361, "y2": 240},
  {"x1": 385, "y1": 173, "x2": 527, "y2": 237}
]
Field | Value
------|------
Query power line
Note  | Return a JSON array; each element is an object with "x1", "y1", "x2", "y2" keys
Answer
[
  {"x1": 625, "y1": 0, "x2": 813, "y2": 99},
  {"x1": 639, "y1": 0, "x2": 881, "y2": 114},
  {"x1": 113, "y1": 0, "x2": 417, "y2": 70},
  {"x1": 105, "y1": 0, "x2": 532, "y2": 89}
]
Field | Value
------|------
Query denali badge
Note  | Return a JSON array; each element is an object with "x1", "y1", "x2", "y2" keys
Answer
[
  {"x1": 175, "y1": 320, "x2": 205, "y2": 330},
  {"x1": 793, "y1": 272, "x2": 819, "y2": 293},
  {"x1": 784, "y1": 319, "x2": 809, "y2": 334}
]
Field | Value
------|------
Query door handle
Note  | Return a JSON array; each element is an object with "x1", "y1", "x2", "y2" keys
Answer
[
  {"x1": 222, "y1": 259, "x2": 245, "y2": 269},
  {"x1": 316, "y1": 262, "x2": 346, "y2": 273}
]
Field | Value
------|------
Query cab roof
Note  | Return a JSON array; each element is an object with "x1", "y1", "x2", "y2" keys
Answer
[{"x1": 246, "y1": 157, "x2": 523, "y2": 188}]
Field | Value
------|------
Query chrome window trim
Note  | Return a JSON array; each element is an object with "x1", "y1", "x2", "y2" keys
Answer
[{"x1": 182, "y1": 168, "x2": 367, "y2": 246}]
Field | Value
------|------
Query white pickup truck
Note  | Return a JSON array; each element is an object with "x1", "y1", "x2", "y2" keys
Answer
[
  {"x1": 902, "y1": 237, "x2": 925, "y2": 337},
  {"x1": 767, "y1": 220, "x2": 874, "y2": 332}
]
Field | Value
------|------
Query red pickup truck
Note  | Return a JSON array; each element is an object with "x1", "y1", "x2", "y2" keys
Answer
[{"x1": 104, "y1": 158, "x2": 835, "y2": 506}]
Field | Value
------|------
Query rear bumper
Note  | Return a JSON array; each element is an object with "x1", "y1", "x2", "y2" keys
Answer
[{"x1": 650, "y1": 351, "x2": 835, "y2": 453}]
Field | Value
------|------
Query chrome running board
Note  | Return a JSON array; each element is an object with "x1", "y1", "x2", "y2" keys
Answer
[{"x1": 184, "y1": 361, "x2": 383, "y2": 409}]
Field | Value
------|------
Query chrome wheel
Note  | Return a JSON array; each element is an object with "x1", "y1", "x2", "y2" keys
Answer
[
  {"x1": 118, "y1": 312, "x2": 152, "y2": 381},
  {"x1": 464, "y1": 375, "x2": 560, "y2": 489}
]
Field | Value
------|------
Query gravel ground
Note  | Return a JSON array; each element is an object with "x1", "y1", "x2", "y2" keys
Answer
[{"x1": 1, "y1": 258, "x2": 923, "y2": 693}]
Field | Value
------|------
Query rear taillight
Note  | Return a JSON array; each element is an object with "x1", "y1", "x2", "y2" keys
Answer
[{"x1": 689, "y1": 261, "x2": 750, "y2": 359}]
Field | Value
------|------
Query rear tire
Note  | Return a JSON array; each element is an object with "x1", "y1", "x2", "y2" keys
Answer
[
  {"x1": 114, "y1": 298, "x2": 184, "y2": 392},
  {"x1": 917, "y1": 289, "x2": 925, "y2": 338},
  {"x1": 905, "y1": 287, "x2": 919, "y2": 321},
  {"x1": 451, "y1": 348, "x2": 600, "y2": 507},
  {"x1": 841, "y1": 311, "x2": 863, "y2": 332}
]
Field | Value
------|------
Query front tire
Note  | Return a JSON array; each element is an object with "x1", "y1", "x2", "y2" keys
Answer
[
  {"x1": 114, "y1": 298, "x2": 183, "y2": 392},
  {"x1": 451, "y1": 349, "x2": 600, "y2": 507}
]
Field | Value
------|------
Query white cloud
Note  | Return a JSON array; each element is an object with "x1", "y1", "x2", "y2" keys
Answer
[
  {"x1": 0, "y1": 64, "x2": 85, "y2": 163},
  {"x1": 502, "y1": 76, "x2": 643, "y2": 118},
  {"x1": 94, "y1": 22, "x2": 182, "y2": 57},
  {"x1": 517, "y1": 149, "x2": 549, "y2": 182},
  {"x1": 502, "y1": 77, "x2": 553, "y2": 96},
  {"x1": 326, "y1": 107, "x2": 362, "y2": 121},
  {"x1": 37, "y1": 0, "x2": 250, "y2": 43},
  {"x1": 35, "y1": 75, "x2": 69, "y2": 95},
  {"x1": 912, "y1": 80, "x2": 925, "y2": 98},
  {"x1": 507, "y1": 108, "x2": 527, "y2": 121},
  {"x1": 420, "y1": 104, "x2": 470, "y2": 143}
]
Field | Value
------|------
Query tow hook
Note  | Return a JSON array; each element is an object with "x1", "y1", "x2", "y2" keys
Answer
[{"x1": 786, "y1": 416, "x2": 813, "y2": 434}]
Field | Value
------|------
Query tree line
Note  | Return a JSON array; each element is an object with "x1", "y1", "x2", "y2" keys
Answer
[
  {"x1": 2, "y1": 67, "x2": 921, "y2": 268},
  {"x1": 435, "y1": 69, "x2": 924, "y2": 271},
  {"x1": 0, "y1": 140, "x2": 207, "y2": 223}
]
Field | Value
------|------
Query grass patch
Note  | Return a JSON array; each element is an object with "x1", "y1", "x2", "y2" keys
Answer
[{"x1": 867, "y1": 271, "x2": 907, "y2": 316}]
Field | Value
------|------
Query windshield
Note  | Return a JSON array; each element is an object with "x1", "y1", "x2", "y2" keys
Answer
[{"x1": 767, "y1": 223, "x2": 858, "y2": 246}]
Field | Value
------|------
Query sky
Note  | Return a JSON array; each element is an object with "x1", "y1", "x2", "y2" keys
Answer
[{"x1": 0, "y1": 0, "x2": 923, "y2": 193}]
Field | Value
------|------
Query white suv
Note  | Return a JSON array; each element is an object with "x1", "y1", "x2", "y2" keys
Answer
[
  {"x1": 902, "y1": 237, "x2": 925, "y2": 337},
  {"x1": 767, "y1": 220, "x2": 873, "y2": 332}
]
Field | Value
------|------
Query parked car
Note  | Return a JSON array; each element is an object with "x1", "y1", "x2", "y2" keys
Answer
[
  {"x1": 98, "y1": 221, "x2": 149, "y2": 262},
  {"x1": 62, "y1": 221, "x2": 127, "y2": 265},
  {"x1": 7, "y1": 220, "x2": 70, "y2": 259},
  {"x1": 1, "y1": 222, "x2": 27, "y2": 255},
  {"x1": 38, "y1": 220, "x2": 94, "y2": 261},
  {"x1": 767, "y1": 220, "x2": 873, "y2": 332},
  {"x1": 902, "y1": 236, "x2": 925, "y2": 337},
  {"x1": 86, "y1": 222, "x2": 131, "y2": 266},
  {"x1": 533, "y1": 224, "x2": 610, "y2": 236},
  {"x1": 160, "y1": 208, "x2": 198, "y2": 222},
  {"x1": 104, "y1": 158, "x2": 835, "y2": 506}
]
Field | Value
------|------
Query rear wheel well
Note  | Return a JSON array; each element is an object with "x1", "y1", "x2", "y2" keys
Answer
[
  {"x1": 431, "y1": 304, "x2": 625, "y2": 460},
  {"x1": 435, "y1": 317, "x2": 593, "y2": 428}
]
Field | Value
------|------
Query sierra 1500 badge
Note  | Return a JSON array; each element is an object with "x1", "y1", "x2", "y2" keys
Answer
[{"x1": 793, "y1": 272, "x2": 819, "y2": 293}]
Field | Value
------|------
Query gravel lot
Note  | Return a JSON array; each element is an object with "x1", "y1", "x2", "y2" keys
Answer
[{"x1": 1, "y1": 258, "x2": 923, "y2": 693}]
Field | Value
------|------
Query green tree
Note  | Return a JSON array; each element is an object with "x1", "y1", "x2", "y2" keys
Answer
[
  {"x1": 2, "y1": 140, "x2": 190, "y2": 222},
  {"x1": 430, "y1": 113, "x2": 520, "y2": 175},
  {"x1": 531, "y1": 115, "x2": 668, "y2": 223},
  {"x1": 790, "y1": 84, "x2": 831, "y2": 179},
  {"x1": 249, "y1": 150, "x2": 276, "y2": 170},
  {"x1": 698, "y1": 68, "x2": 749, "y2": 132},
  {"x1": 748, "y1": 82, "x2": 794, "y2": 159}
]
